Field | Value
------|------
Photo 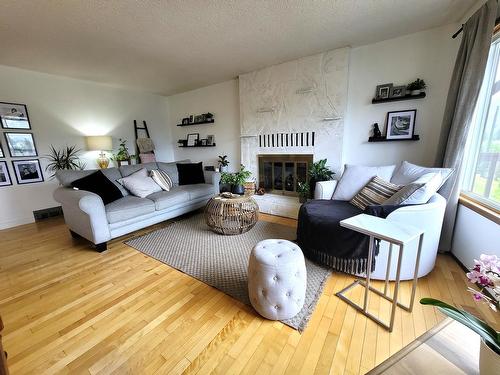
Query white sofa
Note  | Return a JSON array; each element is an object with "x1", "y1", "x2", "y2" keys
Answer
[{"x1": 315, "y1": 179, "x2": 447, "y2": 280}]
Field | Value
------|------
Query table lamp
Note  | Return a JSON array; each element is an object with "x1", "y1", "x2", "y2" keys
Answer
[{"x1": 86, "y1": 136, "x2": 112, "y2": 169}]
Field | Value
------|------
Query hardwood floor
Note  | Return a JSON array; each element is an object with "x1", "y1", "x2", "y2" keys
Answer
[{"x1": 0, "y1": 213, "x2": 497, "y2": 374}]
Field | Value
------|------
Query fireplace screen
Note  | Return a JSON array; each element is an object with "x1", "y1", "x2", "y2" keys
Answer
[{"x1": 258, "y1": 154, "x2": 313, "y2": 196}]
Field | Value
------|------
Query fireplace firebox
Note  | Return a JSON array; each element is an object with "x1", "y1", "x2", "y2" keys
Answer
[{"x1": 258, "y1": 154, "x2": 313, "y2": 196}]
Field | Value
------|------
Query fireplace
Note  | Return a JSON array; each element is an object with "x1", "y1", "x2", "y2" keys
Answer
[{"x1": 258, "y1": 154, "x2": 313, "y2": 196}]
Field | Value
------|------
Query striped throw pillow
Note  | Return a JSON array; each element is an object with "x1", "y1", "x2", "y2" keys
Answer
[
  {"x1": 150, "y1": 169, "x2": 173, "y2": 191},
  {"x1": 350, "y1": 176, "x2": 402, "y2": 210}
]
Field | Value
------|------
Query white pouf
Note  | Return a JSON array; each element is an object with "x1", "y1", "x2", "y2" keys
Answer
[{"x1": 248, "y1": 239, "x2": 307, "y2": 320}]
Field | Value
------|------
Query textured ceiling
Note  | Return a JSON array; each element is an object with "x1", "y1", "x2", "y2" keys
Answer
[{"x1": 0, "y1": 0, "x2": 476, "y2": 96}]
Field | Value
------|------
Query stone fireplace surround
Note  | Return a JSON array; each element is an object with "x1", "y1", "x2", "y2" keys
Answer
[{"x1": 239, "y1": 47, "x2": 349, "y2": 218}]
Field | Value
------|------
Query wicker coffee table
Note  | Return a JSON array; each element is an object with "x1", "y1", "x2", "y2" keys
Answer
[{"x1": 205, "y1": 194, "x2": 259, "y2": 235}]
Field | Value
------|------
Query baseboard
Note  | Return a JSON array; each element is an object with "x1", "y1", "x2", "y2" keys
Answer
[{"x1": 0, "y1": 216, "x2": 35, "y2": 230}]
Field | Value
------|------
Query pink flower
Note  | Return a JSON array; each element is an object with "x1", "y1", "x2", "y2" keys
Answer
[
  {"x1": 466, "y1": 270, "x2": 482, "y2": 283},
  {"x1": 479, "y1": 254, "x2": 500, "y2": 273}
]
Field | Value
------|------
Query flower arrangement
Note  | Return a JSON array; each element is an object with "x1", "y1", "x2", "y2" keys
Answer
[{"x1": 421, "y1": 254, "x2": 500, "y2": 354}]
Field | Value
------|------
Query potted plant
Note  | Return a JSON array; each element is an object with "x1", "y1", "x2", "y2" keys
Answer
[
  {"x1": 218, "y1": 155, "x2": 230, "y2": 172},
  {"x1": 308, "y1": 159, "x2": 335, "y2": 198},
  {"x1": 44, "y1": 145, "x2": 86, "y2": 179},
  {"x1": 231, "y1": 164, "x2": 252, "y2": 195},
  {"x1": 220, "y1": 172, "x2": 234, "y2": 193},
  {"x1": 297, "y1": 181, "x2": 310, "y2": 203},
  {"x1": 111, "y1": 138, "x2": 130, "y2": 166},
  {"x1": 407, "y1": 78, "x2": 427, "y2": 96},
  {"x1": 421, "y1": 254, "x2": 499, "y2": 374}
]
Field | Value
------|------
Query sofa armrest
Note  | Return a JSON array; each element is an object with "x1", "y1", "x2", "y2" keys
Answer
[
  {"x1": 314, "y1": 180, "x2": 338, "y2": 200},
  {"x1": 53, "y1": 187, "x2": 111, "y2": 244},
  {"x1": 204, "y1": 171, "x2": 221, "y2": 194}
]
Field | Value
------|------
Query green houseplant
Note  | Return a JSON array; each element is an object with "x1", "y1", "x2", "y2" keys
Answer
[
  {"x1": 220, "y1": 164, "x2": 252, "y2": 195},
  {"x1": 44, "y1": 145, "x2": 86, "y2": 179},
  {"x1": 407, "y1": 78, "x2": 427, "y2": 95},
  {"x1": 297, "y1": 181, "x2": 310, "y2": 203},
  {"x1": 421, "y1": 254, "x2": 499, "y2": 374},
  {"x1": 111, "y1": 138, "x2": 130, "y2": 163},
  {"x1": 308, "y1": 159, "x2": 335, "y2": 198},
  {"x1": 218, "y1": 155, "x2": 229, "y2": 172}
]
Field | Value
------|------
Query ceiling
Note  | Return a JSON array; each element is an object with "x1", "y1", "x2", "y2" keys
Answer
[{"x1": 0, "y1": 0, "x2": 476, "y2": 96}]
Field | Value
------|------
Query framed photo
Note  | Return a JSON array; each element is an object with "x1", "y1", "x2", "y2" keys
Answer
[
  {"x1": 193, "y1": 115, "x2": 203, "y2": 123},
  {"x1": 0, "y1": 102, "x2": 31, "y2": 129},
  {"x1": 0, "y1": 142, "x2": 4, "y2": 158},
  {"x1": 390, "y1": 85, "x2": 406, "y2": 98},
  {"x1": 200, "y1": 139, "x2": 207, "y2": 146},
  {"x1": 0, "y1": 161, "x2": 12, "y2": 187},
  {"x1": 186, "y1": 133, "x2": 199, "y2": 147},
  {"x1": 386, "y1": 109, "x2": 417, "y2": 139},
  {"x1": 375, "y1": 83, "x2": 393, "y2": 99},
  {"x1": 11, "y1": 159, "x2": 44, "y2": 184},
  {"x1": 207, "y1": 134, "x2": 215, "y2": 146},
  {"x1": 4, "y1": 132, "x2": 38, "y2": 157},
  {"x1": 182, "y1": 117, "x2": 190, "y2": 125}
]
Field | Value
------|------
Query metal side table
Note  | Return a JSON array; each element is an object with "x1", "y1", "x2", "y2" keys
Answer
[{"x1": 336, "y1": 214, "x2": 424, "y2": 332}]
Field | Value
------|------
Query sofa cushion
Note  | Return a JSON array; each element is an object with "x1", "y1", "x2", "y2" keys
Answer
[
  {"x1": 105, "y1": 196, "x2": 155, "y2": 224},
  {"x1": 180, "y1": 183, "x2": 214, "y2": 200},
  {"x1": 117, "y1": 168, "x2": 162, "y2": 198},
  {"x1": 400, "y1": 173, "x2": 443, "y2": 205},
  {"x1": 56, "y1": 169, "x2": 94, "y2": 186},
  {"x1": 147, "y1": 187, "x2": 190, "y2": 211},
  {"x1": 332, "y1": 164, "x2": 396, "y2": 201},
  {"x1": 119, "y1": 162, "x2": 158, "y2": 177},
  {"x1": 350, "y1": 176, "x2": 402, "y2": 210},
  {"x1": 390, "y1": 161, "x2": 453, "y2": 189},
  {"x1": 157, "y1": 160, "x2": 190, "y2": 185},
  {"x1": 71, "y1": 170, "x2": 123, "y2": 205},
  {"x1": 177, "y1": 162, "x2": 205, "y2": 185}
]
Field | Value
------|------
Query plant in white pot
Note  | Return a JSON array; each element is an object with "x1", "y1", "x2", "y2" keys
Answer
[
  {"x1": 406, "y1": 78, "x2": 426, "y2": 96},
  {"x1": 218, "y1": 155, "x2": 229, "y2": 173},
  {"x1": 421, "y1": 254, "x2": 499, "y2": 375}
]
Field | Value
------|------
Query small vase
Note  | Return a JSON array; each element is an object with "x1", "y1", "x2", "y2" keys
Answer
[
  {"x1": 410, "y1": 89, "x2": 421, "y2": 96},
  {"x1": 231, "y1": 184, "x2": 245, "y2": 195},
  {"x1": 480, "y1": 339, "x2": 499, "y2": 375}
]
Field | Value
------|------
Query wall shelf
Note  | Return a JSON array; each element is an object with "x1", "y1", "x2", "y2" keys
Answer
[
  {"x1": 368, "y1": 135, "x2": 420, "y2": 142},
  {"x1": 177, "y1": 119, "x2": 214, "y2": 126},
  {"x1": 178, "y1": 143, "x2": 217, "y2": 148},
  {"x1": 372, "y1": 92, "x2": 426, "y2": 104}
]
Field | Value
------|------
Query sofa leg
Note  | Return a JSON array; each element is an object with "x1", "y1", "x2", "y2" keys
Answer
[
  {"x1": 69, "y1": 230, "x2": 82, "y2": 239},
  {"x1": 95, "y1": 242, "x2": 107, "y2": 252}
]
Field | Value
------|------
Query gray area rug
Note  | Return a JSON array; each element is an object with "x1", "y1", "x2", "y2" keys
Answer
[{"x1": 125, "y1": 213, "x2": 332, "y2": 331}]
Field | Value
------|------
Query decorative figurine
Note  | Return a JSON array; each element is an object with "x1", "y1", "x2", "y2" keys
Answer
[{"x1": 373, "y1": 123, "x2": 382, "y2": 138}]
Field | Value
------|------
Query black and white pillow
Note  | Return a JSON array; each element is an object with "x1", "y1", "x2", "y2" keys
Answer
[
  {"x1": 150, "y1": 169, "x2": 173, "y2": 191},
  {"x1": 350, "y1": 176, "x2": 402, "y2": 210}
]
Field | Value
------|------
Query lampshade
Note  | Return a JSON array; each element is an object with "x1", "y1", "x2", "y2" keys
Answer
[{"x1": 86, "y1": 136, "x2": 112, "y2": 151}]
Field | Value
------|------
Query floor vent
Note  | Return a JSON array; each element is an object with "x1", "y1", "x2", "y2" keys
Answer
[{"x1": 33, "y1": 206, "x2": 63, "y2": 221}]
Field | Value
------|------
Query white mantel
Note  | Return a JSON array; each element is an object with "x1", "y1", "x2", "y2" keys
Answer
[{"x1": 239, "y1": 47, "x2": 350, "y2": 181}]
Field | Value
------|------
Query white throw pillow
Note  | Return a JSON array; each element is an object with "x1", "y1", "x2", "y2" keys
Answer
[
  {"x1": 390, "y1": 161, "x2": 453, "y2": 189},
  {"x1": 150, "y1": 169, "x2": 173, "y2": 191},
  {"x1": 117, "y1": 168, "x2": 162, "y2": 198},
  {"x1": 332, "y1": 164, "x2": 396, "y2": 201},
  {"x1": 401, "y1": 173, "x2": 443, "y2": 205}
]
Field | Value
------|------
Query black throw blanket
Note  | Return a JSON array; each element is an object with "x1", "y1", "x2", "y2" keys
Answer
[{"x1": 297, "y1": 200, "x2": 405, "y2": 274}]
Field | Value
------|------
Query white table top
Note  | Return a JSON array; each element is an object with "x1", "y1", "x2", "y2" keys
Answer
[{"x1": 340, "y1": 214, "x2": 423, "y2": 245}]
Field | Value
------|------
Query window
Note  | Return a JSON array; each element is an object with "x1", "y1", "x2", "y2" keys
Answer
[{"x1": 463, "y1": 34, "x2": 500, "y2": 210}]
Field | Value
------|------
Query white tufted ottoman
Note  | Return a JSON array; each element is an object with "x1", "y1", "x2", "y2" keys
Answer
[{"x1": 248, "y1": 239, "x2": 307, "y2": 320}]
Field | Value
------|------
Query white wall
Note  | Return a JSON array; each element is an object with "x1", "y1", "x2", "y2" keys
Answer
[
  {"x1": 452, "y1": 205, "x2": 500, "y2": 268},
  {"x1": 169, "y1": 80, "x2": 240, "y2": 171},
  {"x1": 0, "y1": 65, "x2": 172, "y2": 229},
  {"x1": 343, "y1": 24, "x2": 459, "y2": 167}
]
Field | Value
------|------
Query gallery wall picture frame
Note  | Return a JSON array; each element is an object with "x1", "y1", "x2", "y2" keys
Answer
[
  {"x1": 0, "y1": 161, "x2": 12, "y2": 187},
  {"x1": 4, "y1": 132, "x2": 38, "y2": 157},
  {"x1": 0, "y1": 102, "x2": 31, "y2": 129},
  {"x1": 11, "y1": 159, "x2": 44, "y2": 184},
  {"x1": 207, "y1": 134, "x2": 215, "y2": 146},
  {"x1": 386, "y1": 109, "x2": 417, "y2": 140},
  {"x1": 0, "y1": 142, "x2": 4, "y2": 158},
  {"x1": 186, "y1": 133, "x2": 199, "y2": 147}
]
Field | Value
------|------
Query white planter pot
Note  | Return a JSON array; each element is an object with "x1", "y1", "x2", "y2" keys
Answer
[
  {"x1": 410, "y1": 89, "x2": 421, "y2": 96},
  {"x1": 480, "y1": 339, "x2": 500, "y2": 375},
  {"x1": 220, "y1": 165, "x2": 229, "y2": 173}
]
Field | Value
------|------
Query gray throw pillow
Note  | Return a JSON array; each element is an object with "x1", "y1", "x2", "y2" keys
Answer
[
  {"x1": 383, "y1": 183, "x2": 424, "y2": 205},
  {"x1": 390, "y1": 161, "x2": 453, "y2": 189}
]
